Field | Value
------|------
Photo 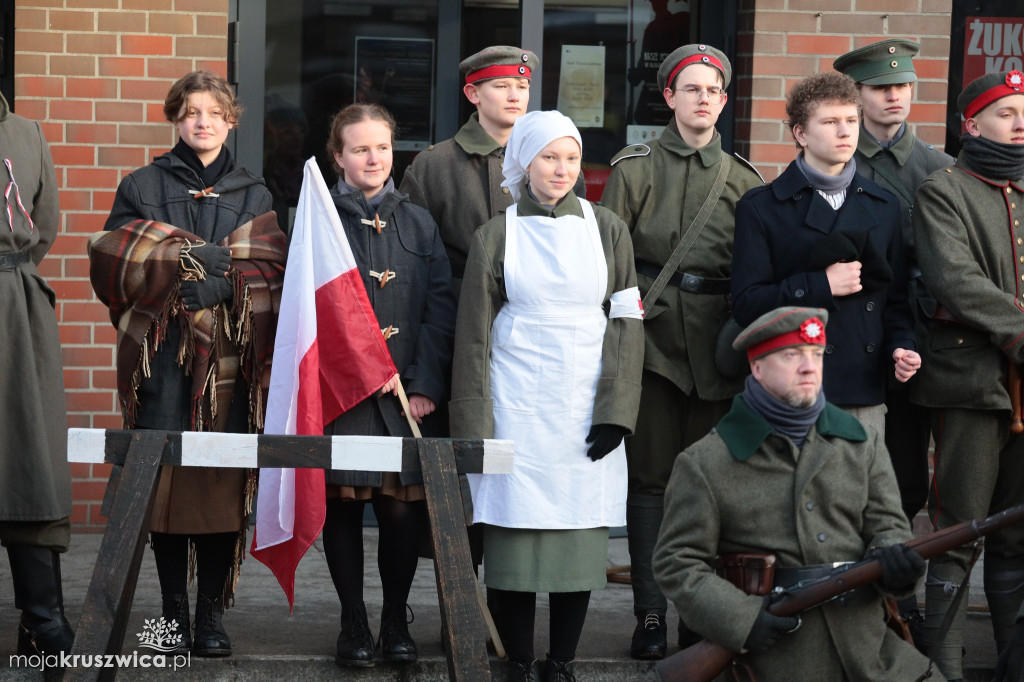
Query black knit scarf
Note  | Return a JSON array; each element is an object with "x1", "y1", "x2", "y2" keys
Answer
[
  {"x1": 742, "y1": 374, "x2": 825, "y2": 450},
  {"x1": 959, "y1": 133, "x2": 1024, "y2": 181}
]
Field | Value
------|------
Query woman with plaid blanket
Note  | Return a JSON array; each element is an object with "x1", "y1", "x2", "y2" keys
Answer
[{"x1": 88, "y1": 71, "x2": 286, "y2": 658}]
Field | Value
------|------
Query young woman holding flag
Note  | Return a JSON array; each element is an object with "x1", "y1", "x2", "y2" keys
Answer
[{"x1": 320, "y1": 103, "x2": 457, "y2": 668}]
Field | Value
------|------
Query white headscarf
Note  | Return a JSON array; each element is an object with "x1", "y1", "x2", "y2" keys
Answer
[{"x1": 500, "y1": 110, "x2": 583, "y2": 202}]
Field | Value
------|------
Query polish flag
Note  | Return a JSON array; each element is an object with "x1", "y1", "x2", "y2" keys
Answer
[{"x1": 251, "y1": 157, "x2": 397, "y2": 609}]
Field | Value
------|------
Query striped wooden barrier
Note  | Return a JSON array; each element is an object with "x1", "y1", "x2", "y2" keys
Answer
[{"x1": 62, "y1": 428, "x2": 512, "y2": 682}]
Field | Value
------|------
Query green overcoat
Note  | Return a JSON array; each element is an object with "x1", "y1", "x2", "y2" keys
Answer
[
  {"x1": 911, "y1": 158, "x2": 1024, "y2": 410},
  {"x1": 653, "y1": 396, "x2": 936, "y2": 682},
  {"x1": 854, "y1": 126, "x2": 952, "y2": 256},
  {"x1": 449, "y1": 192, "x2": 644, "y2": 439},
  {"x1": 601, "y1": 122, "x2": 762, "y2": 400},
  {"x1": 0, "y1": 93, "x2": 70, "y2": 522}
]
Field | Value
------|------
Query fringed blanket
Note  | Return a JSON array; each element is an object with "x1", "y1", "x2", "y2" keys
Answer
[{"x1": 88, "y1": 212, "x2": 286, "y2": 603}]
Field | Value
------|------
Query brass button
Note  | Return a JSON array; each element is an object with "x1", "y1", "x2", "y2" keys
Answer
[
  {"x1": 1019, "y1": 256, "x2": 1023, "y2": 263},
  {"x1": 1009, "y1": 187, "x2": 1014, "y2": 194},
  {"x1": 1018, "y1": 237, "x2": 1023, "y2": 245},
  {"x1": 1016, "y1": 220, "x2": 1020, "y2": 227},
  {"x1": 502, "y1": 187, "x2": 510, "y2": 195},
  {"x1": 957, "y1": 337, "x2": 964, "y2": 345}
]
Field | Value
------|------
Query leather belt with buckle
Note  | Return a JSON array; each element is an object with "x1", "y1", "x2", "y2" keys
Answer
[
  {"x1": 635, "y1": 259, "x2": 730, "y2": 295},
  {"x1": 0, "y1": 251, "x2": 30, "y2": 270}
]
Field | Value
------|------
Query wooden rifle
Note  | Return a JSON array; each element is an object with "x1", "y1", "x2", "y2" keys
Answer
[{"x1": 655, "y1": 503, "x2": 1024, "y2": 682}]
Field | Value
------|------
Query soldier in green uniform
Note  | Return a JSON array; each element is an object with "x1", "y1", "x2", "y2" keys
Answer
[
  {"x1": 913, "y1": 70, "x2": 1024, "y2": 681},
  {"x1": 833, "y1": 40, "x2": 952, "y2": 551},
  {"x1": 653, "y1": 307, "x2": 938, "y2": 682},
  {"x1": 400, "y1": 45, "x2": 584, "y2": 297},
  {"x1": 601, "y1": 43, "x2": 763, "y2": 659}
]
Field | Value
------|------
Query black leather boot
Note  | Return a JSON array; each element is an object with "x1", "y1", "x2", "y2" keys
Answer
[
  {"x1": 543, "y1": 656, "x2": 577, "y2": 682},
  {"x1": 377, "y1": 601, "x2": 417, "y2": 662},
  {"x1": 160, "y1": 593, "x2": 191, "y2": 651},
  {"x1": 630, "y1": 612, "x2": 667, "y2": 660},
  {"x1": 336, "y1": 601, "x2": 374, "y2": 668},
  {"x1": 8, "y1": 544, "x2": 74, "y2": 656},
  {"x1": 507, "y1": 659, "x2": 540, "y2": 682},
  {"x1": 192, "y1": 593, "x2": 231, "y2": 657}
]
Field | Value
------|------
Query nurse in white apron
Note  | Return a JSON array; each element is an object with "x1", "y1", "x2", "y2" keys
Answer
[{"x1": 450, "y1": 110, "x2": 645, "y2": 681}]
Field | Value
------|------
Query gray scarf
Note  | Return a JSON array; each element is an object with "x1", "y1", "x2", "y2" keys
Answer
[
  {"x1": 795, "y1": 152, "x2": 857, "y2": 194},
  {"x1": 336, "y1": 176, "x2": 395, "y2": 209},
  {"x1": 742, "y1": 374, "x2": 825, "y2": 450},
  {"x1": 959, "y1": 133, "x2": 1024, "y2": 182}
]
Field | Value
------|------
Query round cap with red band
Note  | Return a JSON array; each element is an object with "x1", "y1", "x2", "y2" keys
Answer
[
  {"x1": 732, "y1": 306, "x2": 830, "y2": 361},
  {"x1": 460, "y1": 46, "x2": 539, "y2": 85},
  {"x1": 959, "y1": 70, "x2": 1024, "y2": 119},
  {"x1": 657, "y1": 43, "x2": 732, "y2": 92}
]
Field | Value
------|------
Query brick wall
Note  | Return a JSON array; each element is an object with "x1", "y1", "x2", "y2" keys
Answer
[
  {"x1": 736, "y1": 0, "x2": 953, "y2": 180},
  {"x1": 16, "y1": 1, "x2": 229, "y2": 531}
]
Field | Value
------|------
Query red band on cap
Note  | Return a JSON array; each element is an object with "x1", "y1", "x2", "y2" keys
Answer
[
  {"x1": 466, "y1": 64, "x2": 531, "y2": 84},
  {"x1": 667, "y1": 53, "x2": 725, "y2": 90},
  {"x1": 747, "y1": 317, "x2": 827, "y2": 361},
  {"x1": 965, "y1": 70, "x2": 1024, "y2": 119}
]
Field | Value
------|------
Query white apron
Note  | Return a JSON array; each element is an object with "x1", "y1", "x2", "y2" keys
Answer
[{"x1": 469, "y1": 200, "x2": 628, "y2": 529}]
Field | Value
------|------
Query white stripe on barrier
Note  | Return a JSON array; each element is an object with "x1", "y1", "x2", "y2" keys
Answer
[
  {"x1": 181, "y1": 432, "x2": 259, "y2": 468},
  {"x1": 67, "y1": 428, "x2": 108, "y2": 463},
  {"x1": 481, "y1": 439, "x2": 515, "y2": 474},
  {"x1": 330, "y1": 435, "x2": 403, "y2": 472}
]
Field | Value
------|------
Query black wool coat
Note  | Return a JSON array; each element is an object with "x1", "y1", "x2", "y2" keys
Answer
[
  {"x1": 731, "y1": 161, "x2": 916, "y2": 406},
  {"x1": 324, "y1": 184, "x2": 457, "y2": 487}
]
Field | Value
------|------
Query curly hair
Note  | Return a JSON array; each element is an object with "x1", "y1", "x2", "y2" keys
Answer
[
  {"x1": 326, "y1": 103, "x2": 398, "y2": 178},
  {"x1": 164, "y1": 71, "x2": 242, "y2": 126},
  {"x1": 785, "y1": 71, "x2": 860, "y2": 140}
]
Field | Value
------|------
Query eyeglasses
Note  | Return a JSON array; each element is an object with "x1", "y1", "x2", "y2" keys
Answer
[{"x1": 673, "y1": 86, "x2": 725, "y2": 103}]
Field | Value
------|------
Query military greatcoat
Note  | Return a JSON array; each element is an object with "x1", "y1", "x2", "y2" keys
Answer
[
  {"x1": 0, "y1": 94, "x2": 70, "y2": 525},
  {"x1": 653, "y1": 397, "x2": 937, "y2": 682},
  {"x1": 601, "y1": 123, "x2": 763, "y2": 401}
]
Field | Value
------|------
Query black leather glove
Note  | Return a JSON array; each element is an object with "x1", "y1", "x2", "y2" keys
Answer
[
  {"x1": 872, "y1": 544, "x2": 926, "y2": 594},
  {"x1": 994, "y1": 618, "x2": 1024, "y2": 682},
  {"x1": 180, "y1": 275, "x2": 233, "y2": 311},
  {"x1": 743, "y1": 596, "x2": 801, "y2": 653},
  {"x1": 585, "y1": 424, "x2": 629, "y2": 461},
  {"x1": 182, "y1": 242, "x2": 231, "y2": 279}
]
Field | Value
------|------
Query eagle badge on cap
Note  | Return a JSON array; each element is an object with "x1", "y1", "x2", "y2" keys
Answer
[
  {"x1": 1009, "y1": 71, "x2": 1024, "y2": 90},
  {"x1": 800, "y1": 318, "x2": 824, "y2": 343}
]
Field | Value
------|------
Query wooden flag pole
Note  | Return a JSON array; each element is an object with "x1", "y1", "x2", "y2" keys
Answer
[{"x1": 394, "y1": 377, "x2": 507, "y2": 660}]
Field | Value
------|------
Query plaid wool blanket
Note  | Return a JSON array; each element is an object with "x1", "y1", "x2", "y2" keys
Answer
[{"x1": 88, "y1": 212, "x2": 287, "y2": 433}]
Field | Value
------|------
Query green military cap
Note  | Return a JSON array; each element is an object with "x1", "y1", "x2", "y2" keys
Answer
[
  {"x1": 833, "y1": 39, "x2": 920, "y2": 85},
  {"x1": 958, "y1": 70, "x2": 1024, "y2": 118},
  {"x1": 657, "y1": 44, "x2": 731, "y2": 91},
  {"x1": 733, "y1": 307, "x2": 830, "y2": 361},
  {"x1": 460, "y1": 46, "x2": 539, "y2": 85}
]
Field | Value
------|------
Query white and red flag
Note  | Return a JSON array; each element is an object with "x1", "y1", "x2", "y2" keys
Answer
[{"x1": 251, "y1": 157, "x2": 396, "y2": 609}]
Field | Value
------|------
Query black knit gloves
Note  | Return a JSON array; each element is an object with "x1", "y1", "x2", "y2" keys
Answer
[
  {"x1": 585, "y1": 424, "x2": 629, "y2": 461},
  {"x1": 872, "y1": 544, "x2": 926, "y2": 594}
]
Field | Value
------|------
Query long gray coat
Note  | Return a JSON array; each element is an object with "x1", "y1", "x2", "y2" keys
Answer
[
  {"x1": 0, "y1": 94, "x2": 71, "y2": 522},
  {"x1": 653, "y1": 396, "x2": 936, "y2": 681}
]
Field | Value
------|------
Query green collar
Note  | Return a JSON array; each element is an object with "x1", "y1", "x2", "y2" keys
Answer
[
  {"x1": 856, "y1": 123, "x2": 915, "y2": 166},
  {"x1": 659, "y1": 119, "x2": 722, "y2": 167},
  {"x1": 454, "y1": 112, "x2": 504, "y2": 156},
  {"x1": 716, "y1": 395, "x2": 867, "y2": 462},
  {"x1": 517, "y1": 190, "x2": 583, "y2": 219}
]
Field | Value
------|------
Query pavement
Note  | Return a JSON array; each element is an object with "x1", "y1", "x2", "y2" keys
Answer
[{"x1": 0, "y1": 529, "x2": 1000, "y2": 681}]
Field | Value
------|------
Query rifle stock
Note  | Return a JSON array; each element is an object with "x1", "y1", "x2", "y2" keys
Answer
[{"x1": 655, "y1": 504, "x2": 1024, "y2": 682}]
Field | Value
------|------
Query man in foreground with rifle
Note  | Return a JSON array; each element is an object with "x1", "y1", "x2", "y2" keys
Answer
[{"x1": 652, "y1": 306, "x2": 940, "y2": 681}]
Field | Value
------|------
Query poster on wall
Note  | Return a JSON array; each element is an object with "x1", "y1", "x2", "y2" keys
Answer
[
  {"x1": 557, "y1": 45, "x2": 606, "y2": 128},
  {"x1": 949, "y1": 1, "x2": 1024, "y2": 153},
  {"x1": 354, "y1": 37, "x2": 435, "y2": 150}
]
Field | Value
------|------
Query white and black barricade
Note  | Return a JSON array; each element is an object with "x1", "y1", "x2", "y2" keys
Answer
[{"x1": 62, "y1": 428, "x2": 513, "y2": 682}]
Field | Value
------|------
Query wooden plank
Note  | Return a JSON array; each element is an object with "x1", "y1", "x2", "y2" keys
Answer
[
  {"x1": 418, "y1": 439, "x2": 491, "y2": 682},
  {"x1": 67, "y1": 428, "x2": 514, "y2": 475},
  {"x1": 63, "y1": 430, "x2": 167, "y2": 682}
]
